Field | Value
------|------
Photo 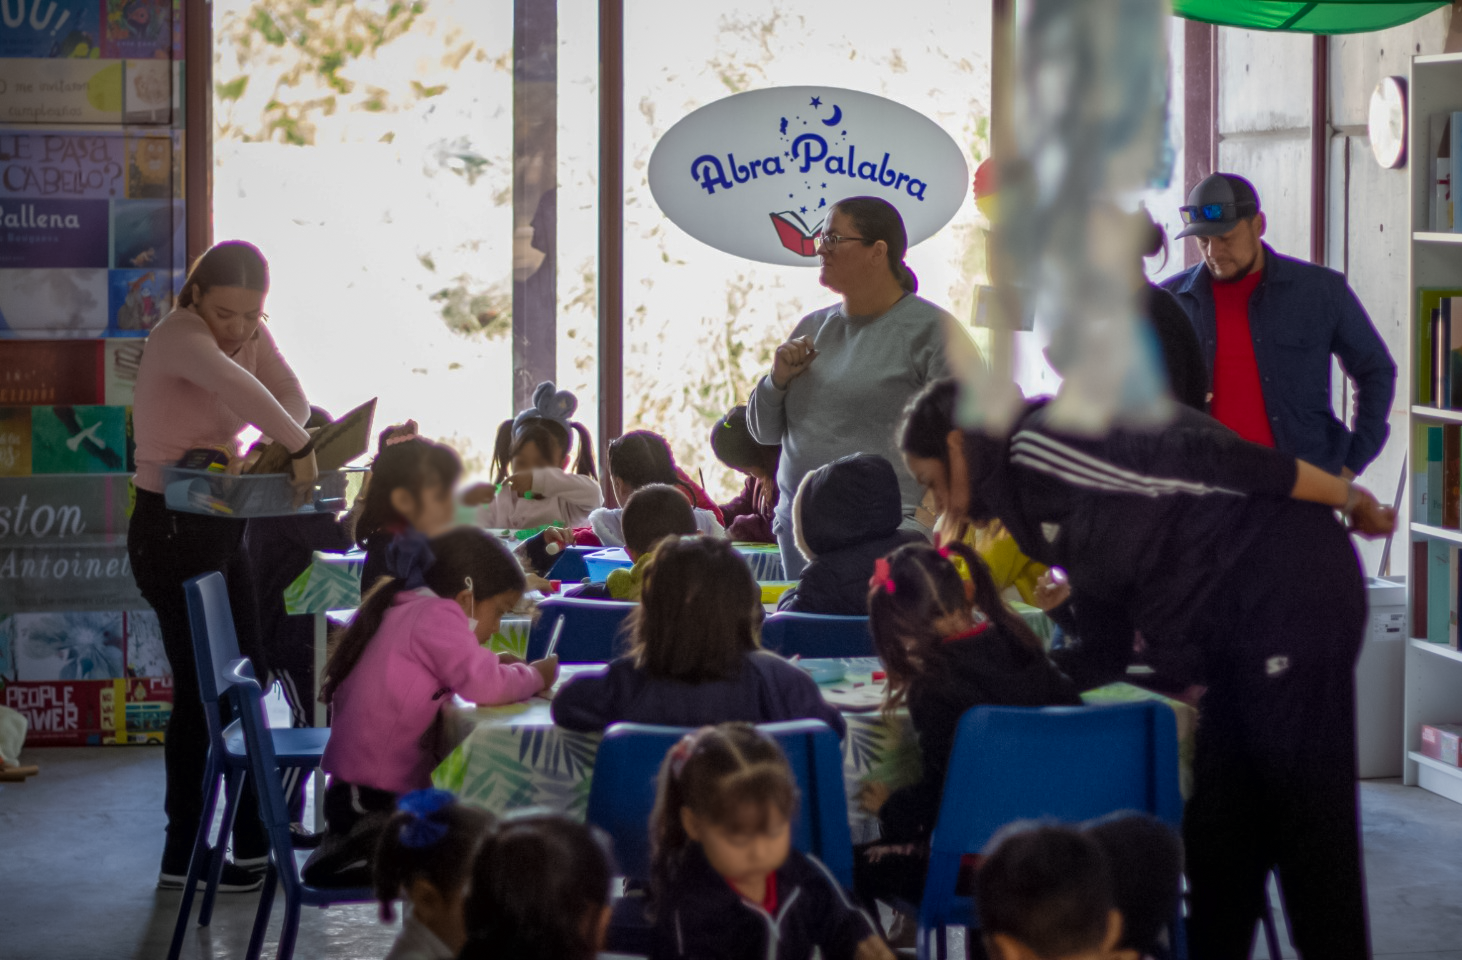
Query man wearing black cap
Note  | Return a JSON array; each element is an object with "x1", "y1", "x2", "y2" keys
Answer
[{"x1": 1163, "y1": 173, "x2": 1395, "y2": 479}]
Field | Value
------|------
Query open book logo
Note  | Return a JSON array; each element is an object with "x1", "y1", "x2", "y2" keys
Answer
[
  {"x1": 769, "y1": 210, "x2": 824, "y2": 257},
  {"x1": 646, "y1": 86, "x2": 968, "y2": 266}
]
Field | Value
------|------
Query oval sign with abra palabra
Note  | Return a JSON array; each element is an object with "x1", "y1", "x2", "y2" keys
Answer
[{"x1": 648, "y1": 86, "x2": 969, "y2": 267}]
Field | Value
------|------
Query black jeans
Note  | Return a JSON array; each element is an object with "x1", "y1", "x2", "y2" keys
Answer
[
  {"x1": 128, "y1": 489, "x2": 268, "y2": 865},
  {"x1": 1185, "y1": 504, "x2": 1370, "y2": 960}
]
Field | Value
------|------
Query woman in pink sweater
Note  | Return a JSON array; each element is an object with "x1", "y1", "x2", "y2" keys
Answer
[
  {"x1": 126, "y1": 241, "x2": 320, "y2": 892},
  {"x1": 305, "y1": 527, "x2": 558, "y2": 887}
]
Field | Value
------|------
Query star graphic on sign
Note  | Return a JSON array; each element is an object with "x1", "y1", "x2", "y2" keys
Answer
[
  {"x1": 800, "y1": 206, "x2": 808, "y2": 214},
  {"x1": 810, "y1": 96, "x2": 822, "y2": 107},
  {"x1": 821, "y1": 182, "x2": 827, "y2": 188}
]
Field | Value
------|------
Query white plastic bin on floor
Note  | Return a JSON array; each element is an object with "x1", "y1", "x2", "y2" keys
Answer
[{"x1": 1357, "y1": 577, "x2": 1407, "y2": 779}]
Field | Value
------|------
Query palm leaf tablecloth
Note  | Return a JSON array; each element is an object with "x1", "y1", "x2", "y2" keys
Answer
[{"x1": 430, "y1": 659, "x2": 1194, "y2": 841}]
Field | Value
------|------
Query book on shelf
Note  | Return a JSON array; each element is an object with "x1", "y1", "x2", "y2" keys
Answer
[
  {"x1": 1426, "y1": 424, "x2": 1446, "y2": 526},
  {"x1": 1414, "y1": 539, "x2": 1429, "y2": 639},
  {"x1": 1446, "y1": 424, "x2": 1460, "y2": 528},
  {"x1": 1428, "y1": 537, "x2": 1452, "y2": 646},
  {"x1": 1415, "y1": 422, "x2": 1430, "y2": 520},
  {"x1": 1433, "y1": 113, "x2": 1454, "y2": 232},
  {"x1": 1423, "y1": 537, "x2": 1462, "y2": 649},
  {"x1": 1452, "y1": 111, "x2": 1462, "y2": 234},
  {"x1": 1417, "y1": 289, "x2": 1462, "y2": 406}
]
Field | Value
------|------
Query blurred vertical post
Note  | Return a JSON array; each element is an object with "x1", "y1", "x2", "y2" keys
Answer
[
  {"x1": 513, "y1": 0, "x2": 559, "y2": 413},
  {"x1": 599, "y1": 0, "x2": 625, "y2": 503},
  {"x1": 985, "y1": 0, "x2": 1016, "y2": 405},
  {"x1": 184, "y1": 0, "x2": 211, "y2": 265}
]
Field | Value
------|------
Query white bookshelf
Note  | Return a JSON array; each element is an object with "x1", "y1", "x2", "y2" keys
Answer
[{"x1": 1404, "y1": 52, "x2": 1462, "y2": 803}]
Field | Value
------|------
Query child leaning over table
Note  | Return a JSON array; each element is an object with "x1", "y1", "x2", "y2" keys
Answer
[
  {"x1": 569, "y1": 484, "x2": 699, "y2": 601},
  {"x1": 776, "y1": 453, "x2": 924, "y2": 616},
  {"x1": 304, "y1": 528, "x2": 558, "y2": 888},
  {"x1": 854, "y1": 541, "x2": 1080, "y2": 930},
  {"x1": 709, "y1": 404, "x2": 781, "y2": 544},
  {"x1": 465, "y1": 381, "x2": 602, "y2": 530},
  {"x1": 551, "y1": 536, "x2": 844, "y2": 736}
]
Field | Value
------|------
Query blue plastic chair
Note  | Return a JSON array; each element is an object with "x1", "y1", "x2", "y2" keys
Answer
[
  {"x1": 586, "y1": 720, "x2": 854, "y2": 952},
  {"x1": 760, "y1": 612, "x2": 875, "y2": 659},
  {"x1": 223, "y1": 658, "x2": 373, "y2": 960},
  {"x1": 916, "y1": 703, "x2": 1185, "y2": 960},
  {"x1": 526, "y1": 596, "x2": 637, "y2": 662},
  {"x1": 167, "y1": 573, "x2": 332, "y2": 960}
]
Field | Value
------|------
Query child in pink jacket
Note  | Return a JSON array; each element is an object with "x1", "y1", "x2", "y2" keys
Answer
[{"x1": 307, "y1": 527, "x2": 558, "y2": 887}]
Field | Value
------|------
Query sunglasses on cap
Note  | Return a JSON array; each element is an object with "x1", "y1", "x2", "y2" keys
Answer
[{"x1": 1179, "y1": 200, "x2": 1258, "y2": 225}]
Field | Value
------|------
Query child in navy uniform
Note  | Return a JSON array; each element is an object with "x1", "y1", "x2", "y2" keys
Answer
[
  {"x1": 856, "y1": 541, "x2": 1080, "y2": 913},
  {"x1": 373, "y1": 789, "x2": 494, "y2": 960},
  {"x1": 777, "y1": 453, "x2": 924, "y2": 615},
  {"x1": 976, "y1": 822, "x2": 1130, "y2": 960},
  {"x1": 355, "y1": 431, "x2": 462, "y2": 593},
  {"x1": 710, "y1": 404, "x2": 781, "y2": 544},
  {"x1": 649, "y1": 723, "x2": 893, "y2": 960},
  {"x1": 569, "y1": 484, "x2": 698, "y2": 601},
  {"x1": 551, "y1": 537, "x2": 843, "y2": 736},
  {"x1": 458, "y1": 816, "x2": 614, "y2": 960}
]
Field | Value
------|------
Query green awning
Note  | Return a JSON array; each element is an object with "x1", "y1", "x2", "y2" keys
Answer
[{"x1": 1173, "y1": 0, "x2": 1448, "y2": 34}]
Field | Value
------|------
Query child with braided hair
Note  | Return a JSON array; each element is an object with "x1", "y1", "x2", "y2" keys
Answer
[
  {"x1": 854, "y1": 541, "x2": 1080, "y2": 918},
  {"x1": 649, "y1": 723, "x2": 893, "y2": 960}
]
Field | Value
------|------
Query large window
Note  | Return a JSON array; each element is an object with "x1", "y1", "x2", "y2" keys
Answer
[
  {"x1": 622, "y1": 1, "x2": 992, "y2": 500},
  {"x1": 213, "y1": 1, "x2": 991, "y2": 494},
  {"x1": 213, "y1": 0, "x2": 602, "y2": 475}
]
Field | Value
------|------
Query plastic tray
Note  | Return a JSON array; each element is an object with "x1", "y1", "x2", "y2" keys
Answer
[
  {"x1": 162, "y1": 466, "x2": 366, "y2": 518},
  {"x1": 583, "y1": 547, "x2": 633, "y2": 582}
]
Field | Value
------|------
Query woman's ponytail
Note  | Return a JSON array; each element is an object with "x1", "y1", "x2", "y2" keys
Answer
[{"x1": 896, "y1": 260, "x2": 918, "y2": 294}]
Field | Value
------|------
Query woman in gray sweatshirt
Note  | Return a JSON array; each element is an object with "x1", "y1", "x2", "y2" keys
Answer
[{"x1": 746, "y1": 196, "x2": 955, "y2": 579}]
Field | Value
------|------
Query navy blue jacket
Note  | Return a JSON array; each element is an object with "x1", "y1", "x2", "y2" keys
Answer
[
  {"x1": 651, "y1": 845, "x2": 878, "y2": 960},
  {"x1": 1161, "y1": 245, "x2": 1395, "y2": 475},
  {"x1": 778, "y1": 452, "x2": 924, "y2": 615},
  {"x1": 550, "y1": 650, "x2": 846, "y2": 738}
]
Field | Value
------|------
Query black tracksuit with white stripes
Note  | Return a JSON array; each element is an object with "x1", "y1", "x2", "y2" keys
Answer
[
  {"x1": 651, "y1": 845, "x2": 879, "y2": 960},
  {"x1": 966, "y1": 399, "x2": 1370, "y2": 960}
]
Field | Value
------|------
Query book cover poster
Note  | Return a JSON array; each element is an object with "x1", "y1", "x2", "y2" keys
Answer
[
  {"x1": 0, "y1": 270, "x2": 109, "y2": 338},
  {"x1": 0, "y1": 131, "x2": 128, "y2": 200},
  {"x1": 107, "y1": 268, "x2": 172, "y2": 334},
  {"x1": 0, "y1": 615, "x2": 13, "y2": 680},
  {"x1": 0, "y1": 59, "x2": 124, "y2": 124},
  {"x1": 103, "y1": 338, "x2": 143, "y2": 404},
  {"x1": 123, "y1": 609, "x2": 167, "y2": 677},
  {"x1": 102, "y1": 0, "x2": 173, "y2": 60},
  {"x1": 0, "y1": 2, "x2": 103, "y2": 59},
  {"x1": 124, "y1": 132, "x2": 178, "y2": 198},
  {"x1": 110, "y1": 198, "x2": 181, "y2": 270},
  {"x1": 31, "y1": 404, "x2": 127, "y2": 473},
  {"x1": 0, "y1": 339, "x2": 103, "y2": 403},
  {"x1": 0, "y1": 198, "x2": 110, "y2": 268},
  {"x1": 122, "y1": 58, "x2": 175, "y2": 124},
  {"x1": 0, "y1": 407, "x2": 32, "y2": 476},
  {"x1": 10, "y1": 611, "x2": 125, "y2": 681}
]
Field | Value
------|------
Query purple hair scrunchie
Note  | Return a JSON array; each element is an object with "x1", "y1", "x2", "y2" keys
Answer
[{"x1": 385, "y1": 528, "x2": 435, "y2": 591}]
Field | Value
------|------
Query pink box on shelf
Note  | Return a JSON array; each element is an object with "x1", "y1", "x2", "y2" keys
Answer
[{"x1": 1420, "y1": 724, "x2": 1462, "y2": 767}]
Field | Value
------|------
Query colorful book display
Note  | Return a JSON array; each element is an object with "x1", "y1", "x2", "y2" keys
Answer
[{"x1": 0, "y1": 1, "x2": 184, "y2": 748}]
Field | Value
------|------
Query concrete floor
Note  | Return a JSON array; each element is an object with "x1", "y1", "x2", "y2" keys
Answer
[{"x1": 2, "y1": 748, "x2": 1461, "y2": 960}]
